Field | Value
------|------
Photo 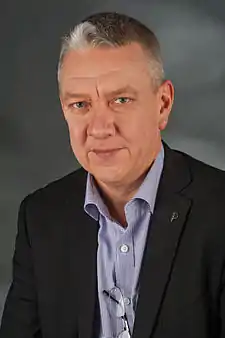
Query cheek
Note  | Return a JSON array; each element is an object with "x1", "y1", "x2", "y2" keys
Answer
[
  {"x1": 121, "y1": 116, "x2": 160, "y2": 161},
  {"x1": 66, "y1": 120, "x2": 89, "y2": 163},
  {"x1": 67, "y1": 124, "x2": 89, "y2": 166},
  {"x1": 67, "y1": 119, "x2": 86, "y2": 146},
  {"x1": 122, "y1": 111, "x2": 158, "y2": 142}
]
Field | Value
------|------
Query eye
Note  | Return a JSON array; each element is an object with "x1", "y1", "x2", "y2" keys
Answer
[
  {"x1": 69, "y1": 101, "x2": 88, "y2": 109},
  {"x1": 114, "y1": 97, "x2": 132, "y2": 104}
]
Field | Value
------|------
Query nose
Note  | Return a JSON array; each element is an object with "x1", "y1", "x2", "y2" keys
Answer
[{"x1": 87, "y1": 103, "x2": 116, "y2": 139}]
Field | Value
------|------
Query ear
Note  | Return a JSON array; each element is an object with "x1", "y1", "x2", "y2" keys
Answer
[{"x1": 158, "y1": 80, "x2": 174, "y2": 131}]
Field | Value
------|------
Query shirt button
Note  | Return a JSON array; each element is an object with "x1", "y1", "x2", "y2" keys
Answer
[
  {"x1": 124, "y1": 297, "x2": 131, "y2": 305},
  {"x1": 120, "y1": 244, "x2": 129, "y2": 253}
]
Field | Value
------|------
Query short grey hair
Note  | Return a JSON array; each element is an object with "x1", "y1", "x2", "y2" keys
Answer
[{"x1": 57, "y1": 12, "x2": 165, "y2": 88}]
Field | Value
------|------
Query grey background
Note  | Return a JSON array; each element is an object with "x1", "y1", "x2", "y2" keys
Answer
[{"x1": 1, "y1": 0, "x2": 225, "y2": 319}]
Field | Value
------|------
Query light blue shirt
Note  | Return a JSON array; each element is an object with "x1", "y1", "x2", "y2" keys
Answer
[{"x1": 84, "y1": 145, "x2": 164, "y2": 338}]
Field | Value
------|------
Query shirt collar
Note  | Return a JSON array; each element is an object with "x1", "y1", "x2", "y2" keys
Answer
[{"x1": 132, "y1": 144, "x2": 164, "y2": 213}]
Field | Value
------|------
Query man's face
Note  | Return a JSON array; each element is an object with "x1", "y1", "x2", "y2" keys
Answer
[{"x1": 59, "y1": 42, "x2": 174, "y2": 187}]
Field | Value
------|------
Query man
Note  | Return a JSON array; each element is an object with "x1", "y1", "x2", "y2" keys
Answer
[{"x1": 1, "y1": 11, "x2": 225, "y2": 338}]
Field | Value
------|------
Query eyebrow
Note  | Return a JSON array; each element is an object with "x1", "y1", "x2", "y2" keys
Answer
[
  {"x1": 63, "y1": 92, "x2": 90, "y2": 100},
  {"x1": 105, "y1": 85, "x2": 138, "y2": 97},
  {"x1": 63, "y1": 85, "x2": 138, "y2": 101}
]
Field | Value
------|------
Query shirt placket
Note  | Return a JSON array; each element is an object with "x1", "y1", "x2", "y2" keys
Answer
[{"x1": 114, "y1": 211, "x2": 136, "y2": 331}]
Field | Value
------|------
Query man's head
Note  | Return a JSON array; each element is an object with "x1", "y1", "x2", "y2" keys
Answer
[{"x1": 58, "y1": 12, "x2": 174, "y2": 188}]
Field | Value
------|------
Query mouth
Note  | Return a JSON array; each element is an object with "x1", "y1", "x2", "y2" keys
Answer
[{"x1": 90, "y1": 148, "x2": 122, "y2": 160}]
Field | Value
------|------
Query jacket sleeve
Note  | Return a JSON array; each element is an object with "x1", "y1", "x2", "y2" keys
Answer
[{"x1": 0, "y1": 196, "x2": 42, "y2": 338}]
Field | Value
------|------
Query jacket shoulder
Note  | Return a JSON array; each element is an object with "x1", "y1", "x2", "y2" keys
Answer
[
  {"x1": 175, "y1": 148, "x2": 225, "y2": 194},
  {"x1": 22, "y1": 167, "x2": 87, "y2": 210}
]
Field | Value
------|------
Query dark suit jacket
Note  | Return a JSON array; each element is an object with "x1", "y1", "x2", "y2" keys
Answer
[{"x1": 1, "y1": 143, "x2": 225, "y2": 338}]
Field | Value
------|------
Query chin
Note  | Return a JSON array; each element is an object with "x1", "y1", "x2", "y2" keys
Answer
[{"x1": 91, "y1": 167, "x2": 125, "y2": 185}]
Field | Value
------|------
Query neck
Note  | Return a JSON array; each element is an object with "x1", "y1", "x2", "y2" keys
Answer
[{"x1": 94, "y1": 166, "x2": 150, "y2": 228}]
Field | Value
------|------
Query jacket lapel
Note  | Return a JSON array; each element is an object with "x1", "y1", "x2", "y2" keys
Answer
[
  {"x1": 64, "y1": 169, "x2": 99, "y2": 338},
  {"x1": 132, "y1": 143, "x2": 193, "y2": 338},
  {"x1": 75, "y1": 213, "x2": 99, "y2": 338}
]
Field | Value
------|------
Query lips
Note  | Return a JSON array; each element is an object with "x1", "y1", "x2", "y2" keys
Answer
[
  {"x1": 93, "y1": 149, "x2": 120, "y2": 153},
  {"x1": 90, "y1": 148, "x2": 122, "y2": 160}
]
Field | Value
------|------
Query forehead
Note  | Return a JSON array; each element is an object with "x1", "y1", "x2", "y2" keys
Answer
[{"x1": 59, "y1": 43, "x2": 151, "y2": 94}]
